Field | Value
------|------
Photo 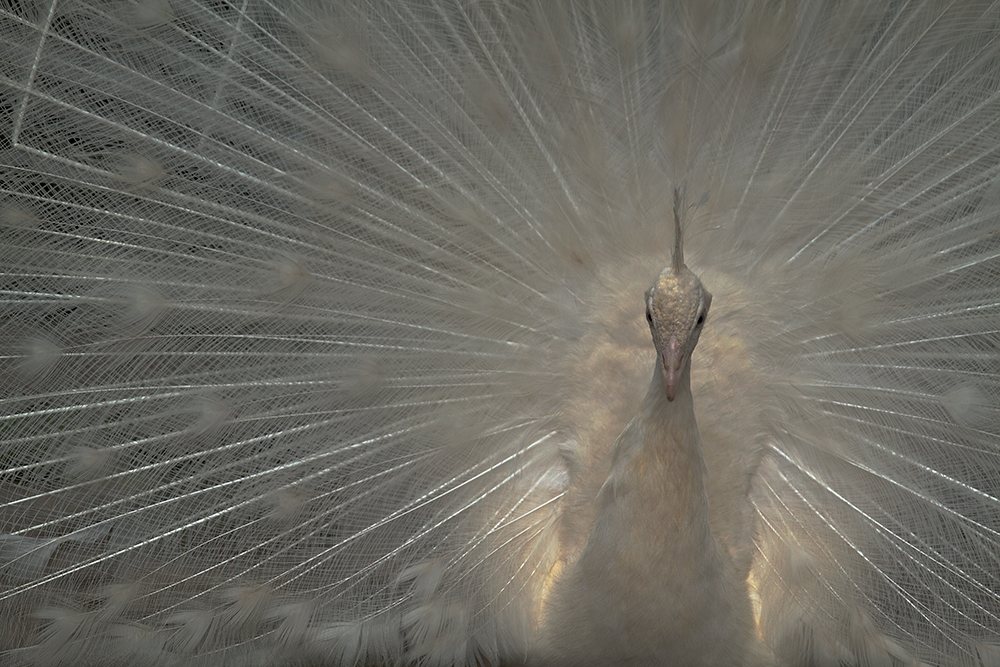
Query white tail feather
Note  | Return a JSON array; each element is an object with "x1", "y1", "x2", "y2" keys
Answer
[{"x1": 2, "y1": 1, "x2": 1000, "y2": 665}]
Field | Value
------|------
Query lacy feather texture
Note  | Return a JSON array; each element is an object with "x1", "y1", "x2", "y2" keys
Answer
[{"x1": 2, "y1": 1, "x2": 1000, "y2": 665}]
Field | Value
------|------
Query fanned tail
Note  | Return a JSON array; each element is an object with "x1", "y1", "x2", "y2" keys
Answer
[{"x1": 0, "y1": 2, "x2": 999, "y2": 665}]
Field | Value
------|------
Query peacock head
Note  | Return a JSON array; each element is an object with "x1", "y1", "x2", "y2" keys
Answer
[
  {"x1": 645, "y1": 186, "x2": 711, "y2": 401},
  {"x1": 644, "y1": 266, "x2": 711, "y2": 401}
]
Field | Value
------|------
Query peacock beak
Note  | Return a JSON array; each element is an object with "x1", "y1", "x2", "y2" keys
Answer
[{"x1": 661, "y1": 335, "x2": 685, "y2": 401}]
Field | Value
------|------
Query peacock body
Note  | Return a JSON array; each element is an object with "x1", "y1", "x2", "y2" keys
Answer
[{"x1": 2, "y1": 1, "x2": 1000, "y2": 665}]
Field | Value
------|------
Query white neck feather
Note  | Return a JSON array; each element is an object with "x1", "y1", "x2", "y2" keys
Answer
[{"x1": 537, "y1": 361, "x2": 759, "y2": 665}]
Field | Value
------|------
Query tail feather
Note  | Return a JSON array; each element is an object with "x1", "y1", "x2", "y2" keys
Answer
[{"x1": 2, "y1": 1, "x2": 1000, "y2": 665}]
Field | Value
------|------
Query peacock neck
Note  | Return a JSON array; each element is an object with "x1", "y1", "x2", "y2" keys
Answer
[
  {"x1": 599, "y1": 361, "x2": 712, "y2": 537},
  {"x1": 537, "y1": 359, "x2": 755, "y2": 665}
]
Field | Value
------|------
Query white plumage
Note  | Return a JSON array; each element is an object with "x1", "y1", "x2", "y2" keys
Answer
[{"x1": 1, "y1": 1, "x2": 1000, "y2": 665}]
